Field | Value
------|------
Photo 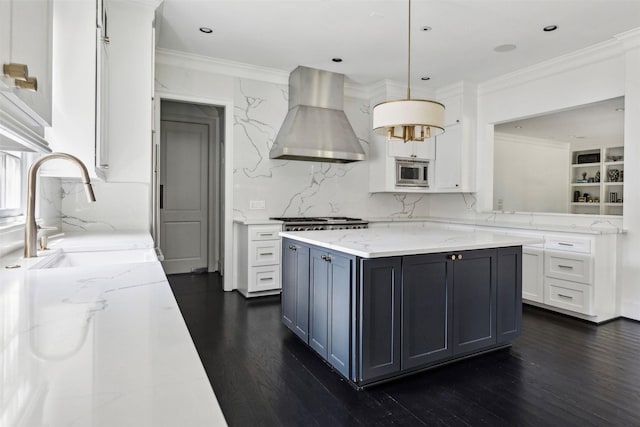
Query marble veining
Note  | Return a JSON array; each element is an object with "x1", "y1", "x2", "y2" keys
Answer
[
  {"x1": 280, "y1": 226, "x2": 543, "y2": 258},
  {"x1": 0, "y1": 232, "x2": 226, "y2": 427}
]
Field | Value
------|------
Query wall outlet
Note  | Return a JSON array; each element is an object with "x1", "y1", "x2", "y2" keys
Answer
[{"x1": 249, "y1": 200, "x2": 266, "y2": 210}]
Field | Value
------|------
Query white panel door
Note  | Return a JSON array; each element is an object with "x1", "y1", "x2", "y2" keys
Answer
[{"x1": 160, "y1": 120, "x2": 209, "y2": 274}]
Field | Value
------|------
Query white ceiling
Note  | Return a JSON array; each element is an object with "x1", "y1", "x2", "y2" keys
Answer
[
  {"x1": 155, "y1": 0, "x2": 640, "y2": 88},
  {"x1": 494, "y1": 96, "x2": 625, "y2": 145}
]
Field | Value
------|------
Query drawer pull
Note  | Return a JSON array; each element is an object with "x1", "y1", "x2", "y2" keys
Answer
[
  {"x1": 321, "y1": 255, "x2": 332, "y2": 262},
  {"x1": 259, "y1": 233, "x2": 274, "y2": 237},
  {"x1": 288, "y1": 245, "x2": 297, "y2": 251},
  {"x1": 558, "y1": 265, "x2": 574, "y2": 269},
  {"x1": 259, "y1": 277, "x2": 273, "y2": 281},
  {"x1": 260, "y1": 252, "x2": 274, "y2": 256},
  {"x1": 558, "y1": 242, "x2": 574, "y2": 247},
  {"x1": 558, "y1": 294, "x2": 574, "y2": 300}
]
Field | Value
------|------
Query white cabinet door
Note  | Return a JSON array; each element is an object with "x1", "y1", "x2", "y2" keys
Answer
[
  {"x1": 522, "y1": 247, "x2": 544, "y2": 303},
  {"x1": 388, "y1": 139, "x2": 413, "y2": 158},
  {"x1": 388, "y1": 138, "x2": 435, "y2": 159},
  {"x1": 434, "y1": 124, "x2": 462, "y2": 191},
  {"x1": 1, "y1": 0, "x2": 52, "y2": 126},
  {"x1": 439, "y1": 95, "x2": 462, "y2": 127},
  {"x1": 0, "y1": 2, "x2": 10, "y2": 68}
]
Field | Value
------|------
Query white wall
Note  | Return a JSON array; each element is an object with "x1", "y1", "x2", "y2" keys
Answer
[
  {"x1": 155, "y1": 54, "x2": 434, "y2": 221},
  {"x1": 493, "y1": 133, "x2": 570, "y2": 213}
]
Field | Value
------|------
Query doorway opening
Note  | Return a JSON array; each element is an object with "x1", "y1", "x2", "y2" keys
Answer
[{"x1": 156, "y1": 100, "x2": 225, "y2": 275}]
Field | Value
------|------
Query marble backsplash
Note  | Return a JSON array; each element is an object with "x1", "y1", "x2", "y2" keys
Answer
[{"x1": 232, "y1": 77, "x2": 434, "y2": 220}]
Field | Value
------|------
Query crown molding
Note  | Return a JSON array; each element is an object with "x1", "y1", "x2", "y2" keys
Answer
[
  {"x1": 156, "y1": 48, "x2": 290, "y2": 85},
  {"x1": 478, "y1": 36, "x2": 628, "y2": 96},
  {"x1": 494, "y1": 132, "x2": 570, "y2": 150},
  {"x1": 615, "y1": 27, "x2": 640, "y2": 49},
  {"x1": 156, "y1": 48, "x2": 375, "y2": 100}
]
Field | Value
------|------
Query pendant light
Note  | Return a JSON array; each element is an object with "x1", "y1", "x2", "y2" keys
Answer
[{"x1": 372, "y1": 0, "x2": 445, "y2": 142}]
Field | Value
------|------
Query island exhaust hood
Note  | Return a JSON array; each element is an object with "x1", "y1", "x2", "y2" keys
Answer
[{"x1": 269, "y1": 66, "x2": 365, "y2": 163}]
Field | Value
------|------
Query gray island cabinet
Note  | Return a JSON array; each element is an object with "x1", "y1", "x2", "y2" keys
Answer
[{"x1": 281, "y1": 228, "x2": 529, "y2": 388}]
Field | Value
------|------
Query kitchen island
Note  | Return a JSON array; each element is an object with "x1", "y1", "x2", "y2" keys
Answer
[{"x1": 280, "y1": 226, "x2": 541, "y2": 388}]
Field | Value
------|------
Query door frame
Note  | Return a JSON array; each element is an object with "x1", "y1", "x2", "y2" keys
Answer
[{"x1": 153, "y1": 92, "x2": 235, "y2": 291}]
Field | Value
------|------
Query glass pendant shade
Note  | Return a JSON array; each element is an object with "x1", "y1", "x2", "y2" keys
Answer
[{"x1": 372, "y1": 99, "x2": 445, "y2": 141}]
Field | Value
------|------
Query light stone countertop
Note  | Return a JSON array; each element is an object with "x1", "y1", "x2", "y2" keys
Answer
[
  {"x1": 365, "y1": 215, "x2": 625, "y2": 235},
  {"x1": 233, "y1": 218, "x2": 283, "y2": 226},
  {"x1": 280, "y1": 225, "x2": 544, "y2": 258},
  {"x1": 0, "y1": 232, "x2": 227, "y2": 427}
]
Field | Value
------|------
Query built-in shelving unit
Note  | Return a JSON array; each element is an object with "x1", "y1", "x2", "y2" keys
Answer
[{"x1": 570, "y1": 146, "x2": 623, "y2": 215}]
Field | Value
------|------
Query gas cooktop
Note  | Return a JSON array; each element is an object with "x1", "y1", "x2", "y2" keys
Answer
[{"x1": 270, "y1": 216, "x2": 368, "y2": 231}]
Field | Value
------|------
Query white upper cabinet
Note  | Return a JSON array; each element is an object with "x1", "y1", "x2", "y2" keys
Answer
[
  {"x1": 0, "y1": 0, "x2": 53, "y2": 127},
  {"x1": 434, "y1": 124, "x2": 463, "y2": 190},
  {"x1": 387, "y1": 137, "x2": 435, "y2": 160}
]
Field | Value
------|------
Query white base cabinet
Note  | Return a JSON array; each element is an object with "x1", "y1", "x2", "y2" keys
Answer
[
  {"x1": 236, "y1": 223, "x2": 283, "y2": 298},
  {"x1": 522, "y1": 247, "x2": 543, "y2": 303}
]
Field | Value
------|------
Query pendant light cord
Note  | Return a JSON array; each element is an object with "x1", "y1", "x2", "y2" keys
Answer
[{"x1": 407, "y1": 0, "x2": 412, "y2": 100}]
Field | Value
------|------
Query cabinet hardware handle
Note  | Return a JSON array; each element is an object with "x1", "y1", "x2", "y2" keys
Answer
[
  {"x1": 558, "y1": 294, "x2": 573, "y2": 300},
  {"x1": 457, "y1": 254, "x2": 463, "y2": 260},
  {"x1": 259, "y1": 277, "x2": 272, "y2": 281},
  {"x1": 3, "y1": 63, "x2": 28, "y2": 80},
  {"x1": 289, "y1": 245, "x2": 297, "y2": 251},
  {"x1": 261, "y1": 252, "x2": 273, "y2": 256},
  {"x1": 259, "y1": 233, "x2": 273, "y2": 237},
  {"x1": 558, "y1": 242, "x2": 574, "y2": 247},
  {"x1": 159, "y1": 185, "x2": 164, "y2": 209},
  {"x1": 15, "y1": 77, "x2": 38, "y2": 91},
  {"x1": 558, "y1": 265, "x2": 574, "y2": 269},
  {"x1": 321, "y1": 255, "x2": 332, "y2": 262},
  {"x1": 449, "y1": 255, "x2": 456, "y2": 261}
]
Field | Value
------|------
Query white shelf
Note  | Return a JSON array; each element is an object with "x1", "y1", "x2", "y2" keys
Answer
[
  {"x1": 572, "y1": 162, "x2": 600, "y2": 168},
  {"x1": 570, "y1": 146, "x2": 623, "y2": 216}
]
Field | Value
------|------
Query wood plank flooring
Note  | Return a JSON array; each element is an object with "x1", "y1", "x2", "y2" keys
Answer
[{"x1": 168, "y1": 273, "x2": 640, "y2": 427}]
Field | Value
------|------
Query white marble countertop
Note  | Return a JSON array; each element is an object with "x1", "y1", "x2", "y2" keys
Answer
[
  {"x1": 365, "y1": 215, "x2": 624, "y2": 235},
  {"x1": 0, "y1": 232, "x2": 227, "y2": 427},
  {"x1": 233, "y1": 218, "x2": 283, "y2": 226},
  {"x1": 280, "y1": 226, "x2": 543, "y2": 258}
]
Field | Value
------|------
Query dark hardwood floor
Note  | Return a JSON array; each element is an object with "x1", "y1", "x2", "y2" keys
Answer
[{"x1": 168, "y1": 273, "x2": 640, "y2": 427}]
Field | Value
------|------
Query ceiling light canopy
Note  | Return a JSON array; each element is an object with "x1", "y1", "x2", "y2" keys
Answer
[{"x1": 372, "y1": 0, "x2": 445, "y2": 142}]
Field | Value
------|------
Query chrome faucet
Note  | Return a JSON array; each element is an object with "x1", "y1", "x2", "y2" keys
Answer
[{"x1": 24, "y1": 152, "x2": 96, "y2": 258}]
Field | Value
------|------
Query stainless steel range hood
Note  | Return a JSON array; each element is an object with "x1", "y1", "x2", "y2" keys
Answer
[{"x1": 269, "y1": 66, "x2": 365, "y2": 163}]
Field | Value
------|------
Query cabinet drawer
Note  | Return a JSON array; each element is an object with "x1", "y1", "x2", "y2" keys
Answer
[
  {"x1": 248, "y1": 265, "x2": 281, "y2": 292},
  {"x1": 544, "y1": 278, "x2": 594, "y2": 315},
  {"x1": 545, "y1": 236, "x2": 591, "y2": 254},
  {"x1": 250, "y1": 225, "x2": 281, "y2": 241},
  {"x1": 249, "y1": 240, "x2": 281, "y2": 266},
  {"x1": 544, "y1": 251, "x2": 593, "y2": 284}
]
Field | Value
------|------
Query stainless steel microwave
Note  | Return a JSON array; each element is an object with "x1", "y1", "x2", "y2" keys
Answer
[{"x1": 396, "y1": 159, "x2": 429, "y2": 187}]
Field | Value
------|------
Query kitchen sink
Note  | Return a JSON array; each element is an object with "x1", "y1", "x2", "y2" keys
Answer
[{"x1": 30, "y1": 248, "x2": 158, "y2": 269}]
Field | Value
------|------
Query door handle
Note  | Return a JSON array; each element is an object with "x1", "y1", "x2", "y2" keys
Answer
[{"x1": 160, "y1": 184, "x2": 164, "y2": 209}]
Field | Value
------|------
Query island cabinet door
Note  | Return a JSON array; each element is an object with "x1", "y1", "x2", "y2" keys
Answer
[
  {"x1": 452, "y1": 248, "x2": 498, "y2": 356},
  {"x1": 308, "y1": 248, "x2": 354, "y2": 378},
  {"x1": 496, "y1": 247, "x2": 522, "y2": 344},
  {"x1": 281, "y1": 239, "x2": 310, "y2": 343},
  {"x1": 359, "y1": 257, "x2": 402, "y2": 382},
  {"x1": 309, "y1": 248, "x2": 330, "y2": 357},
  {"x1": 401, "y1": 254, "x2": 453, "y2": 370}
]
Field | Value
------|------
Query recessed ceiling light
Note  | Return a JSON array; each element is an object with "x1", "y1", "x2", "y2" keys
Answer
[
  {"x1": 332, "y1": 58, "x2": 343, "y2": 63},
  {"x1": 199, "y1": 27, "x2": 213, "y2": 34},
  {"x1": 543, "y1": 25, "x2": 558, "y2": 32},
  {"x1": 421, "y1": 26, "x2": 432, "y2": 32},
  {"x1": 616, "y1": 107, "x2": 625, "y2": 111},
  {"x1": 514, "y1": 125, "x2": 523, "y2": 129},
  {"x1": 421, "y1": 76, "x2": 430, "y2": 81},
  {"x1": 494, "y1": 44, "x2": 517, "y2": 53}
]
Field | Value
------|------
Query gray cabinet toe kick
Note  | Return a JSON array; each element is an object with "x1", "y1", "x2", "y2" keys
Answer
[{"x1": 281, "y1": 238, "x2": 523, "y2": 388}]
